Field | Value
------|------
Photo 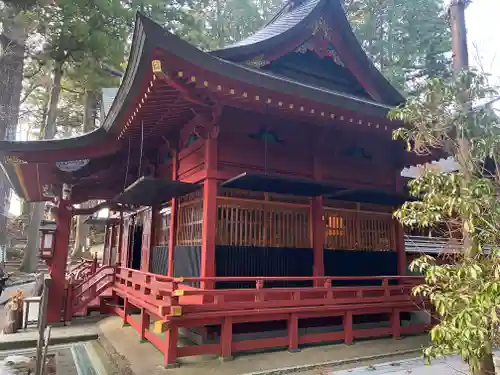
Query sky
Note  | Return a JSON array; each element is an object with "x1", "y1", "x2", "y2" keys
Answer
[{"x1": 7, "y1": 0, "x2": 500, "y2": 215}]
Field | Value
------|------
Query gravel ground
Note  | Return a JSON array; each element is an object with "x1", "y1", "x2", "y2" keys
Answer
[{"x1": 93, "y1": 337, "x2": 135, "y2": 375}]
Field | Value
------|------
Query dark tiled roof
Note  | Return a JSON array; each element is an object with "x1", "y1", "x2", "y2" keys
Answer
[{"x1": 227, "y1": 0, "x2": 321, "y2": 48}]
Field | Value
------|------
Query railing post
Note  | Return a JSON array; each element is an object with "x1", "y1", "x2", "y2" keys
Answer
[
  {"x1": 35, "y1": 276, "x2": 51, "y2": 375},
  {"x1": 324, "y1": 278, "x2": 333, "y2": 299},
  {"x1": 64, "y1": 280, "x2": 73, "y2": 322},
  {"x1": 220, "y1": 316, "x2": 233, "y2": 361},
  {"x1": 122, "y1": 297, "x2": 129, "y2": 327},
  {"x1": 163, "y1": 323, "x2": 179, "y2": 368},
  {"x1": 92, "y1": 253, "x2": 98, "y2": 273},
  {"x1": 391, "y1": 308, "x2": 401, "y2": 339},
  {"x1": 140, "y1": 308, "x2": 150, "y2": 343},
  {"x1": 255, "y1": 279, "x2": 264, "y2": 302},
  {"x1": 288, "y1": 313, "x2": 300, "y2": 353},
  {"x1": 344, "y1": 311, "x2": 353, "y2": 345}
]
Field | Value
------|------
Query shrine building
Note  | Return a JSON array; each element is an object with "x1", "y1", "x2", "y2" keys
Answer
[{"x1": 0, "y1": 0, "x2": 436, "y2": 366}]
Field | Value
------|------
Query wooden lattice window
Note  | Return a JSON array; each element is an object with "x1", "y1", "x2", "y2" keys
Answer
[
  {"x1": 156, "y1": 207, "x2": 171, "y2": 246},
  {"x1": 176, "y1": 200, "x2": 203, "y2": 246},
  {"x1": 216, "y1": 197, "x2": 310, "y2": 248}
]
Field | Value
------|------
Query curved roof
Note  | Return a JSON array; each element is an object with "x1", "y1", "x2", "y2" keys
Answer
[
  {"x1": 0, "y1": 11, "x2": 434, "y2": 202},
  {"x1": 220, "y1": 0, "x2": 321, "y2": 50},
  {"x1": 211, "y1": 0, "x2": 404, "y2": 106}
]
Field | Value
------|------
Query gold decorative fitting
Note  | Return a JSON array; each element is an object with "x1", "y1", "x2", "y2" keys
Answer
[
  {"x1": 217, "y1": 85, "x2": 222, "y2": 91},
  {"x1": 255, "y1": 95, "x2": 260, "y2": 101},
  {"x1": 190, "y1": 76, "x2": 196, "y2": 82},
  {"x1": 230, "y1": 89, "x2": 235, "y2": 95},
  {"x1": 278, "y1": 101, "x2": 283, "y2": 107},
  {"x1": 242, "y1": 92, "x2": 248, "y2": 98},
  {"x1": 203, "y1": 81, "x2": 209, "y2": 87},
  {"x1": 178, "y1": 71, "x2": 184, "y2": 77},
  {"x1": 152, "y1": 60, "x2": 162, "y2": 73},
  {"x1": 171, "y1": 306, "x2": 182, "y2": 317}
]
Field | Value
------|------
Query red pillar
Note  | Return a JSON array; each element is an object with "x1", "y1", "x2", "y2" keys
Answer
[
  {"x1": 311, "y1": 139, "x2": 325, "y2": 280},
  {"x1": 200, "y1": 136, "x2": 218, "y2": 288},
  {"x1": 168, "y1": 149, "x2": 178, "y2": 277},
  {"x1": 395, "y1": 176, "x2": 407, "y2": 276},
  {"x1": 311, "y1": 196, "x2": 325, "y2": 278},
  {"x1": 396, "y1": 224, "x2": 406, "y2": 276},
  {"x1": 103, "y1": 224, "x2": 111, "y2": 265},
  {"x1": 46, "y1": 201, "x2": 71, "y2": 323},
  {"x1": 141, "y1": 208, "x2": 153, "y2": 272},
  {"x1": 116, "y1": 210, "x2": 123, "y2": 266}
]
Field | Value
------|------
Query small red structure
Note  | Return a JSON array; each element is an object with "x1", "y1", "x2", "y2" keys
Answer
[{"x1": 0, "y1": 0, "x2": 437, "y2": 366}]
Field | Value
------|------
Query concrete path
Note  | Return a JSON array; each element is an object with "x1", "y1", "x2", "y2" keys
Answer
[
  {"x1": 0, "y1": 318, "x2": 101, "y2": 350},
  {"x1": 97, "y1": 316, "x2": 431, "y2": 375},
  {"x1": 296, "y1": 356, "x2": 467, "y2": 375}
]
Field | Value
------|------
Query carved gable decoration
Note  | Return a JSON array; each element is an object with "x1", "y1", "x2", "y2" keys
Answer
[{"x1": 295, "y1": 36, "x2": 344, "y2": 67}]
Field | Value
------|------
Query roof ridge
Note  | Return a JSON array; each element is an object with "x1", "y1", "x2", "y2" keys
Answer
[{"x1": 265, "y1": 0, "x2": 313, "y2": 26}]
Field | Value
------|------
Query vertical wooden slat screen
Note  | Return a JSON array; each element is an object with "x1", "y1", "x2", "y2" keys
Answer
[
  {"x1": 176, "y1": 199, "x2": 203, "y2": 246},
  {"x1": 121, "y1": 218, "x2": 130, "y2": 265},
  {"x1": 156, "y1": 210, "x2": 171, "y2": 246},
  {"x1": 216, "y1": 196, "x2": 310, "y2": 248},
  {"x1": 141, "y1": 209, "x2": 152, "y2": 271},
  {"x1": 324, "y1": 208, "x2": 395, "y2": 251}
]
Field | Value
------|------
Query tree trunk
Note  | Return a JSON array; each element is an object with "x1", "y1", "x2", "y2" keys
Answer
[
  {"x1": 44, "y1": 60, "x2": 63, "y2": 139},
  {"x1": 0, "y1": 18, "x2": 25, "y2": 141},
  {"x1": 19, "y1": 203, "x2": 44, "y2": 273},
  {"x1": 3, "y1": 299, "x2": 20, "y2": 334},
  {"x1": 473, "y1": 353, "x2": 496, "y2": 375},
  {"x1": 71, "y1": 91, "x2": 97, "y2": 258},
  {"x1": 216, "y1": 0, "x2": 224, "y2": 48},
  {"x1": 0, "y1": 12, "x2": 26, "y2": 251}
]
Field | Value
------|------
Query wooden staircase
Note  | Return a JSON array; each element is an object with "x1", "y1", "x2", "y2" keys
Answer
[{"x1": 65, "y1": 264, "x2": 115, "y2": 320}]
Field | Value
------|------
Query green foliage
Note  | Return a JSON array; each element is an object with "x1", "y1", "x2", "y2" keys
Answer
[
  {"x1": 411, "y1": 253, "x2": 500, "y2": 371},
  {"x1": 345, "y1": 0, "x2": 452, "y2": 93},
  {"x1": 390, "y1": 70, "x2": 500, "y2": 373}
]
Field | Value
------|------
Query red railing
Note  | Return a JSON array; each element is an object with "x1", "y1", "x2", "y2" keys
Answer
[
  {"x1": 67, "y1": 256, "x2": 99, "y2": 280},
  {"x1": 111, "y1": 267, "x2": 430, "y2": 366},
  {"x1": 65, "y1": 265, "x2": 115, "y2": 320}
]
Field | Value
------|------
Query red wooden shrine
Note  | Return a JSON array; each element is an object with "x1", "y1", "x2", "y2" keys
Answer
[{"x1": 0, "y1": 0, "x2": 438, "y2": 366}]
